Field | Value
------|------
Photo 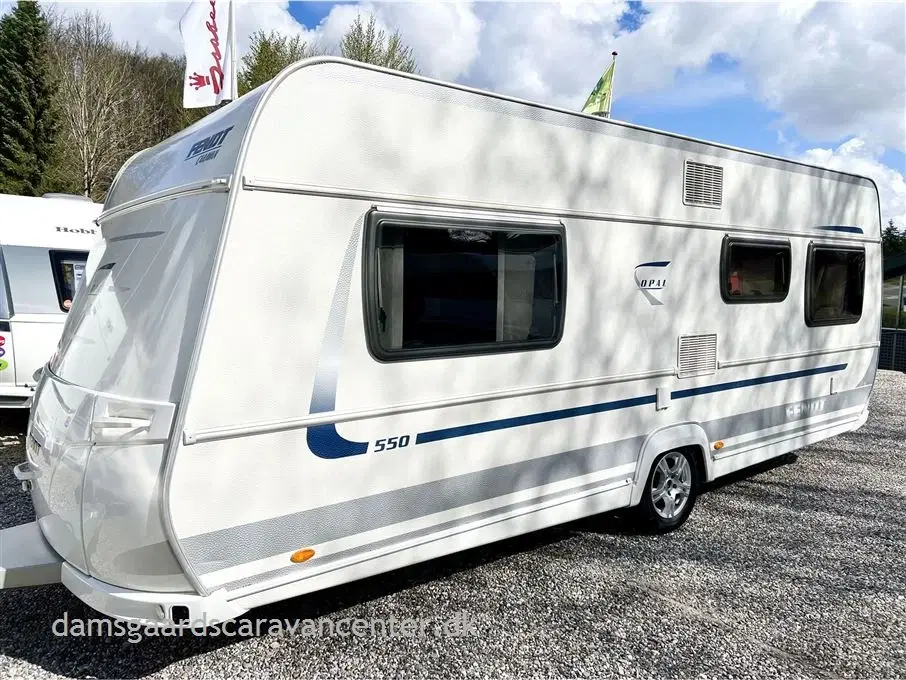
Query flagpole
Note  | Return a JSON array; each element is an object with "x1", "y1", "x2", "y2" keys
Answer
[
  {"x1": 605, "y1": 51, "x2": 617, "y2": 119},
  {"x1": 229, "y1": 0, "x2": 238, "y2": 100}
]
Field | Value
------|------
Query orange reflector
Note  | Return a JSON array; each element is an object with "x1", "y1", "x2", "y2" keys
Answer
[
  {"x1": 290, "y1": 549, "x2": 315, "y2": 564},
  {"x1": 713, "y1": 441, "x2": 725, "y2": 450}
]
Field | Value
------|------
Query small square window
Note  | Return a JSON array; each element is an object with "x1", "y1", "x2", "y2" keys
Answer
[
  {"x1": 49, "y1": 250, "x2": 88, "y2": 312},
  {"x1": 806, "y1": 246, "x2": 864, "y2": 326},
  {"x1": 721, "y1": 238, "x2": 791, "y2": 303}
]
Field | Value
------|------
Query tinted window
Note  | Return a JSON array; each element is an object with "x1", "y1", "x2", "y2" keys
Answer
[
  {"x1": 722, "y1": 239, "x2": 791, "y2": 302},
  {"x1": 368, "y1": 219, "x2": 565, "y2": 359},
  {"x1": 50, "y1": 250, "x2": 88, "y2": 312},
  {"x1": 806, "y1": 246, "x2": 865, "y2": 326}
]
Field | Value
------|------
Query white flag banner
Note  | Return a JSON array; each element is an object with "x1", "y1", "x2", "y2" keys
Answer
[{"x1": 180, "y1": 0, "x2": 235, "y2": 108}]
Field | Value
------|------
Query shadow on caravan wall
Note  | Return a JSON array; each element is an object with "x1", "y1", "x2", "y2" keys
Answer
[
  {"x1": 0, "y1": 58, "x2": 883, "y2": 630},
  {"x1": 0, "y1": 193, "x2": 101, "y2": 408}
]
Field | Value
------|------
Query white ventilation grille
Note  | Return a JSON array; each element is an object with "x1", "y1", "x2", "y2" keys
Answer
[
  {"x1": 683, "y1": 160, "x2": 724, "y2": 208},
  {"x1": 677, "y1": 333, "x2": 718, "y2": 378}
]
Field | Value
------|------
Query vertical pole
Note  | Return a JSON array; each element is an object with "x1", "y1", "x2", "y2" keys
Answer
[
  {"x1": 894, "y1": 274, "x2": 904, "y2": 371},
  {"x1": 229, "y1": 0, "x2": 239, "y2": 100},
  {"x1": 605, "y1": 51, "x2": 617, "y2": 119}
]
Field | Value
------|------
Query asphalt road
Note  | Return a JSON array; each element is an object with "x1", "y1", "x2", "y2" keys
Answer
[{"x1": 1, "y1": 372, "x2": 904, "y2": 679}]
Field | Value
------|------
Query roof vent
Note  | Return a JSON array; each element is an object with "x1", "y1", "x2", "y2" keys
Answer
[
  {"x1": 677, "y1": 333, "x2": 718, "y2": 379},
  {"x1": 683, "y1": 160, "x2": 723, "y2": 208}
]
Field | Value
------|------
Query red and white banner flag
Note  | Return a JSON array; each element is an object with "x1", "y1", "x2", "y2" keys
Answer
[{"x1": 180, "y1": 0, "x2": 236, "y2": 108}]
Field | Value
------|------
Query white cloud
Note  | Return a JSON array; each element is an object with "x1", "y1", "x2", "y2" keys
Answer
[
  {"x1": 801, "y1": 137, "x2": 906, "y2": 228},
  {"x1": 462, "y1": 2, "x2": 905, "y2": 153}
]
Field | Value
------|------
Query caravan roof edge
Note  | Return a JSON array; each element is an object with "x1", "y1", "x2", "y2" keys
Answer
[{"x1": 266, "y1": 57, "x2": 877, "y2": 193}]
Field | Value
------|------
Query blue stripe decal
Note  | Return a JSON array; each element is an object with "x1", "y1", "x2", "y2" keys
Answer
[
  {"x1": 670, "y1": 364, "x2": 846, "y2": 400},
  {"x1": 416, "y1": 395, "x2": 657, "y2": 445},
  {"x1": 635, "y1": 261, "x2": 670, "y2": 268},
  {"x1": 415, "y1": 363, "x2": 847, "y2": 445},
  {"x1": 818, "y1": 226, "x2": 863, "y2": 234}
]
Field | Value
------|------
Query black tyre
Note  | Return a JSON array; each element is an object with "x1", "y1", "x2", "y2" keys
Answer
[{"x1": 635, "y1": 448, "x2": 699, "y2": 533}]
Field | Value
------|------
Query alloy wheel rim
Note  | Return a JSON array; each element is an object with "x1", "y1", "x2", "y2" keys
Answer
[{"x1": 650, "y1": 452, "x2": 692, "y2": 519}]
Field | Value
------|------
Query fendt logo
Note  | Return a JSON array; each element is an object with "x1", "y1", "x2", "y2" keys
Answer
[
  {"x1": 786, "y1": 399, "x2": 826, "y2": 419},
  {"x1": 634, "y1": 261, "x2": 670, "y2": 306},
  {"x1": 185, "y1": 125, "x2": 233, "y2": 165},
  {"x1": 56, "y1": 227, "x2": 96, "y2": 235}
]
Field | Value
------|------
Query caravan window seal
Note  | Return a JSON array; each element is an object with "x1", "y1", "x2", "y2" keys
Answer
[
  {"x1": 362, "y1": 209, "x2": 567, "y2": 363},
  {"x1": 719, "y1": 235, "x2": 792, "y2": 304},
  {"x1": 804, "y1": 242, "x2": 866, "y2": 328}
]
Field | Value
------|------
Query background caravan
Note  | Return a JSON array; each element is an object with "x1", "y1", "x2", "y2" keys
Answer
[
  {"x1": 0, "y1": 58, "x2": 881, "y2": 626},
  {"x1": 0, "y1": 193, "x2": 101, "y2": 408}
]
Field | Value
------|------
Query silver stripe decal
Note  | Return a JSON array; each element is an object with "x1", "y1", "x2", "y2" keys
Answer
[
  {"x1": 183, "y1": 435, "x2": 645, "y2": 574},
  {"x1": 701, "y1": 387, "x2": 868, "y2": 442},
  {"x1": 220, "y1": 473, "x2": 631, "y2": 593},
  {"x1": 714, "y1": 412, "x2": 859, "y2": 458},
  {"x1": 181, "y1": 389, "x2": 869, "y2": 576}
]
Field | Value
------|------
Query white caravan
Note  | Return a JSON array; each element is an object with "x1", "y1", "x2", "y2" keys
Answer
[
  {"x1": 0, "y1": 59, "x2": 881, "y2": 627},
  {"x1": 0, "y1": 193, "x2": 101, "y2": 407}
]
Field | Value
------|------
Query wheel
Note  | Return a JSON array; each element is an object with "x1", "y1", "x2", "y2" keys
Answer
[{"x1": 635, "y1": 449, "x2": 698, "y2": 533}]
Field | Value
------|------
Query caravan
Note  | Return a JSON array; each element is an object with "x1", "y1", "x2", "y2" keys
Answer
[
  {"x1": 0, "y1": 59, "x2": 881, "y2": 626},
  {"x1": 0, "y1": 193, "x2": 101, "y2": 407}
]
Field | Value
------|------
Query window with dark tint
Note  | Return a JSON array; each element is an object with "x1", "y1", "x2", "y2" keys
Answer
[
  {"x1": 721, "y1": 238, "x2": 791, "y2": 302},
  {"x1": 806, "y1": 246, "x2": 865, "y2": 326},
  {"x1": 49, "y1": 250, "x2": 88, "y2": 312},
  {"x1": 367, "y1": 218, "x2": 565, "y2": 359}
]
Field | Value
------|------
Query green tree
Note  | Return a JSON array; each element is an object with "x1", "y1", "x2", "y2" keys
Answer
[
  {"x1": 882, "y1": 219, "x2": 906, "y2": 257},
  {"x1": 0, "y1": 1, "x2": 56, "y2": 195},
  {"x1": 340, "y1": 13, "x2": 417, "y2": 73},
  {"x1": 238, "y1": 30, "x2": 325, "y2": 95}
]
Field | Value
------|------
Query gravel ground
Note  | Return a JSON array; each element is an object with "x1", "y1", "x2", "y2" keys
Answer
[{"x1": 1, "y1": 372, "x2": 904, "y2": 679}]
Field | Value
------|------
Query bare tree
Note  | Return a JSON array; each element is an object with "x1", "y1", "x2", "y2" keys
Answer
[
  {"x1": 340, "y1": 13, "x2": 417, "y2": 73},
  {"x1": 47, "y1": 11, "x2": 157, "y2": 199}
]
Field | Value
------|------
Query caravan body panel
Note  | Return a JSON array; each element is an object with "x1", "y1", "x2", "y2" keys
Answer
[{"x1": 166, "y1": 61, "x2": 880, "y2": 602}]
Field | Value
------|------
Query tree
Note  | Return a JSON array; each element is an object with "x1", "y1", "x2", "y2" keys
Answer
[
  {"x1": 0, "y1": 1, "x2": 57, "y2": 195},
  {"x1": 238, "y1": 30, "x2": 326, "y2": 95},
  {"x1": 340, "y1": 13, "x2": 417, "y2": 73},
  {"x1": 46, "y1": 11, "x2": 159, "y2": 200},
  {"x1": 882, "y1": 219, "x2": 906, "y2": 257}
]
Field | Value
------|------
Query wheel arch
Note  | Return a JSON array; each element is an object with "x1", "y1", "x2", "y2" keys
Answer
[{"x1": 630, "y1": 422, "x2": 713, "y2": 507}]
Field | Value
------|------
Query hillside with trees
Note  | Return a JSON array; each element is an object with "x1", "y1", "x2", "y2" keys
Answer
[{"x1": 0, "y1": 1, "x2": 418, "y2": 201}]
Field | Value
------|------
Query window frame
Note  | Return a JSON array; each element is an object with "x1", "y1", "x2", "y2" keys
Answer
[
  {"x1": 804, "y1": 242, "x2": 866, "y2": 328},
  {"x1": 48, "y1": 249, "x2": 89, "y2": 313},
  {"x1": 362, "y1": 209, "x2": 568, "y2": 363},
  {"x1": 719, "y1": 235, "x2": 792, "y2": 304}
]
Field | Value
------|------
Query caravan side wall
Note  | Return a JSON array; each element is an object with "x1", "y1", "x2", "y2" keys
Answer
[{"x1": 165, "y1": 63, "x2": 880, "y2": 603}]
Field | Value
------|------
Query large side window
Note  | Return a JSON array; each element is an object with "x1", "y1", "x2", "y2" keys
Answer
[
  {"x1": 721, "y1": 237, "x2": 791, "y2": 303},
  {"x1": 365, "y1": 213, "x2": 566, "y2": 360},
  {"x1": 806, "y1": 245, "x2": 865, "y2": 326}
]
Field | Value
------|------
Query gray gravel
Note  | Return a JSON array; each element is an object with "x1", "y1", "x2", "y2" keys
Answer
[{"x1": 1, "y1": 372, "x2": 904, "y2": 679}]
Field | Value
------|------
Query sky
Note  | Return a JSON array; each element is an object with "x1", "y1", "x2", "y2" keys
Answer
[{"x1": 3, "y1": 0, "x2": 905, "y2": 227}]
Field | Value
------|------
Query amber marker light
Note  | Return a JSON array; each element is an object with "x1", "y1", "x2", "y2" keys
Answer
[
  {"x1": 290, "y1": 549, "x2": 316, "y2": 563},
  {"x1": 713, "y1": 441, "x2": 725, "y2": 450}
]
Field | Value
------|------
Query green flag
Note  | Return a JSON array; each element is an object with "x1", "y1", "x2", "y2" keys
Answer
[{"x1": 582, "y1": 60, "x2": 615, "y2": 116}]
